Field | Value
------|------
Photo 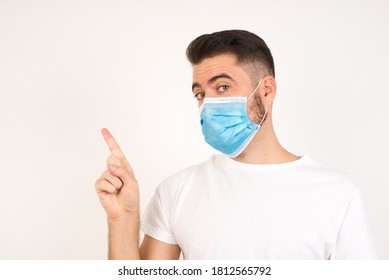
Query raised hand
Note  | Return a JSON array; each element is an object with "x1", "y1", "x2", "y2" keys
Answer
[{"x1": 95, "y1": 128, "x2": 140, "y2": 219}]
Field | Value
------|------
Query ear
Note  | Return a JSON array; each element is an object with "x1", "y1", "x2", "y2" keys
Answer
[{"x1": 261, "y1": 76, "x2": 277, "y2": 105}]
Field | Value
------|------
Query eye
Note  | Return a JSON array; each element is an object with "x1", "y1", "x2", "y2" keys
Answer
[
  {"x1": 194, "y1": 92, "x2": 205, "y2": 100},
  {"x1": 217, "y1": 85, "x2": 230, "y2": 93}
]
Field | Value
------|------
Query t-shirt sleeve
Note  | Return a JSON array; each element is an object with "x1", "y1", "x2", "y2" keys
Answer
[
  {"x1": 330, "y1": 189, "x2": 377, "y2": 259},
  {"x1": 141, "y1": 183, "x2": 178, "y2": 245}
]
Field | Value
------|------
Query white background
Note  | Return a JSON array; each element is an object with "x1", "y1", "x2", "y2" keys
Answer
[{"x1": 0, "y1": 0, "x2": 388, "y2": 259}]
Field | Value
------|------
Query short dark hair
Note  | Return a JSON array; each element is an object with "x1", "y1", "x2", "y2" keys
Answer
[{"x1": 186, "y1": 30, "x2": 275, "y2": 78}]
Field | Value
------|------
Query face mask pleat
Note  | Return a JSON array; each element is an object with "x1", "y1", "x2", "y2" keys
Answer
[{"x1": 199, "y1": 80, "x2": 263, "y2": 157}]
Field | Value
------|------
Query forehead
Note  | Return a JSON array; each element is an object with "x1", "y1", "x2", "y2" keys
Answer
[{"x1": 192, "y1": 53, "x2": 248, "y2": 82}]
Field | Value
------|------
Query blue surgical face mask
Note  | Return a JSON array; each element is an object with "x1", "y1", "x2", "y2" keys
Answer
[{"x1": 199, "y1": 80, "x2": 267, "y2": 158}]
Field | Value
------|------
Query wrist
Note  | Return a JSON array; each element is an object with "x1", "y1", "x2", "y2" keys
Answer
[
  {"x1": 108, "y1": 211, "x2": 139, "y2": 224},
  {"x1": 107, "y1": 212, "x2": 140, "y2": 260}
]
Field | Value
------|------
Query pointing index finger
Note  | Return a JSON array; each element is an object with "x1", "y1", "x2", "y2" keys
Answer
[{"x1": 101, "y1": 128, "x2": 126, "y2": 159}]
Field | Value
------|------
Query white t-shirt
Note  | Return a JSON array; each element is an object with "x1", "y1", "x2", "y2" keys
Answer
[{"x1": 141, "y1": 154, "x2": 376, "y2": 259}]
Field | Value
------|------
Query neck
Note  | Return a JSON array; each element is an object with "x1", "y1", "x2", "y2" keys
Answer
[{"x1": 233, "y1": 117, "x2": 299, "y2": 164}]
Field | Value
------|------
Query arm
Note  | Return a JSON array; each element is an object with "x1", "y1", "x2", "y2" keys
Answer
[
  {"x1": 330, "y1": 189, "x2": 377, "y2": 259},
  {"x1": 95, "y1": 128, "x2": 140, "y2": 259},
  {"x1": 107, "y1": 215, "x2": 140, "y2": 259},
  {"x1": 95, "y1": 128, "x2": 180, "y2": 260},
  {"x1": 140, "y1": 235, "x2": 181, "y2": 260}
]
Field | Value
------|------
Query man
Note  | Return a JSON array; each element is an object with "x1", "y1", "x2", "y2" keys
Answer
[{"x1": 95, "y1": 30, "x2": 376, "y2": 259}]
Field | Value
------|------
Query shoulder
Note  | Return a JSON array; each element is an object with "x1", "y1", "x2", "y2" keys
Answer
[
  {"x1": 155, "y1": 154, "x2": 222, "y2": 196},
  {"x1": 299, "y1": 156, "x2": 360, "y2": 197}
]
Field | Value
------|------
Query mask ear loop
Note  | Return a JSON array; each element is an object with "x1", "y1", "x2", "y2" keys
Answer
[
  {"x1": 247, "y1": 79, "x2": 262, "y2": 101},
  {"x1": 247, "y1": 79, "x2": 267, "y2": 125}
]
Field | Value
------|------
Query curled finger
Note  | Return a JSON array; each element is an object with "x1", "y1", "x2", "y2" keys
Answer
[
  {"x1": 103, "y1": 170, "x2": 123, "y2": 191},
  {"x1": 107, "y1": 164, "x2": 135, "y2": 186},
  {"x1": 95, "y1": 178, "x2": 118, "y2": 194}
]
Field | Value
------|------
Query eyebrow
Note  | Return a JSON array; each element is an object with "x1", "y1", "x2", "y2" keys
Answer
[{"x1": 192, "y1": 73, "x2": 235, "y2": 92}]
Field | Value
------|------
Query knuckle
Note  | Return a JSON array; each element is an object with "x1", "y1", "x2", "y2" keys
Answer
[
  {"x1": 107, "y1": 155, "x2": 120, "y2": 166},
  {"x1": 95, "y1": 177, "x2": 103, "y2": 186},
  {"x1": 100, "y1": 171, "x2": 109, "y2": 180}
]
